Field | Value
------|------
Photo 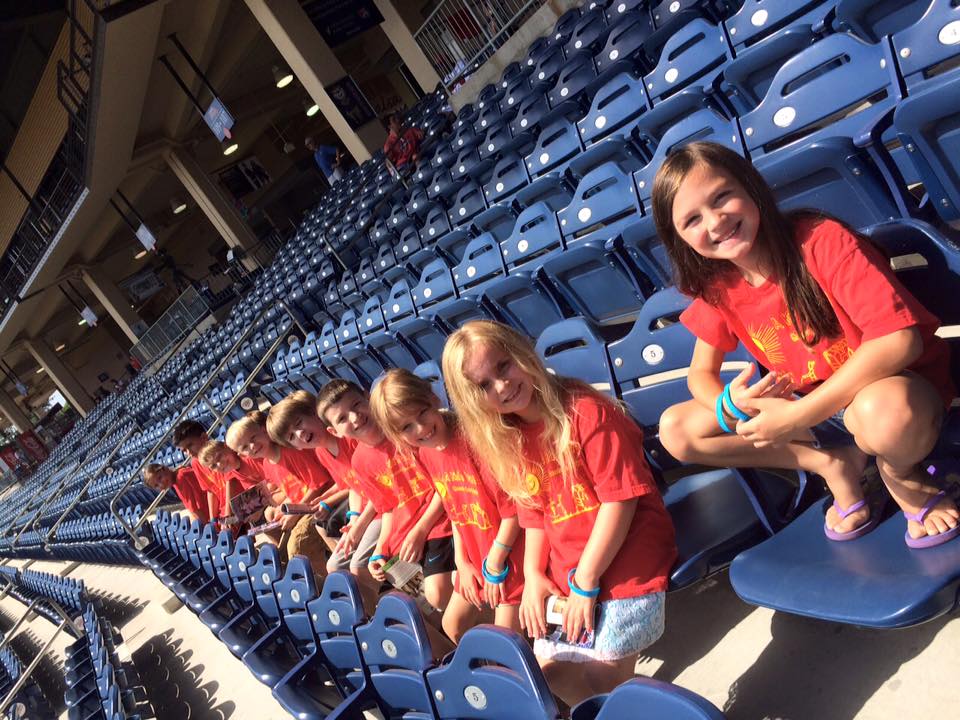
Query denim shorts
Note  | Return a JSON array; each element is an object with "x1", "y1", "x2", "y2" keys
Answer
[{"x1": 808, "y1": 407, "x2": 857, "y2": 449}]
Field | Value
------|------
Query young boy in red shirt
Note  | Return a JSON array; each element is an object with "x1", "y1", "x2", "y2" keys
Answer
[
  {"x1": 173, "y1": 420, "x2": 222, "y2": 521},
  {"x1": 143, "y1": 464, "x2": 211, "y2": 523}
]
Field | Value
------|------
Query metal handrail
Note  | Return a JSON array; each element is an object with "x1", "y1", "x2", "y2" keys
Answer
[
  {"x1": 0, "y1": 618, "x2": 70, "y2": 716},
  {"x1": 0, "y1": 599, "x2": 39, "y2": 654},
  {"x1": 0, "y1": 458, "x2": 77, "y2": 540},
  {"x1": 44, "y1": 422, "x2": 139, "y2": 548},
  {"x1": 109, "y1": 303, "x2": 299, "y2": 547}
]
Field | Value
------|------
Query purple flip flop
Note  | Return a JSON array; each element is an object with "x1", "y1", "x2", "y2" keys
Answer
[
  {"x1": 904, "y1": 491, "x2": 960, "y2": 549},
  {"x1": 824, "y1": 495, "x2": 884, "y2": 542}
]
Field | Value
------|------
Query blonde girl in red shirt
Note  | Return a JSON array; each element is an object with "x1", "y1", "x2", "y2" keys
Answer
[
  {"x1": 652, "y1": 141, "x2": 957, "y2": 548},
  {"x1": 370, "y1": 368, "x2": 525, "y2": 642},
  {"x1": 442, "y1": 320, "x2": 676, "y2": 707}
]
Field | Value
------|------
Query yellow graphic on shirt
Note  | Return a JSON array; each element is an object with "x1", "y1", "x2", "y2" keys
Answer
[
  {"x1": 823, "y1": 338, "x2": 854, "y2": 370},
  {"x1": 800, "y1": 360, "x2": 819, "y2": 385},
  {"x1": 748, "y1": 322, "x2": 786, "y2": 367},
  {"x1": 531, "y1": 460, "x2": 601, "y2": 525},
  {"x1": 434, "y1": 480, "x2": 448, "y2": 499},
  {"x1": 525, "y1": 472, "x2": 540, "y2": 496},
  {"x1": 386, "y1": 455, "x2": 430, "y2": 508}
]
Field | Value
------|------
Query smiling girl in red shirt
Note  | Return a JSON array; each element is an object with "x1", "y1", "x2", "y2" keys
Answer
[
  {"x1": 370, "y1": 368, "x2": 524, "y2": 642},
  {"x1": 443, "y1": 320, "x2": 676, "y2": 707},
  {"x1": 651, "y1": 142, "x2": 957, "y2": 549}
]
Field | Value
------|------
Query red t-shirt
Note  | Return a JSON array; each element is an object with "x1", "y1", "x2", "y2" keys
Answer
[
  {"x1": 199, "y1": 456, "x2": 264, "y2": 515},
  {"x1": 516, "y1": 393, "x2": 677, "y2": 602},
  {"x1": 680, "y1": 218, "x2": 955, "y2": 405},
  {"x1": 315, "y1": 437, "x2": 370, "y2": 510},
  {"x1": 419, "y1": 426, "x2": 524, "y2": 604},
  {"x1": 172, "y1": 467, "x2": 210, "y2": 523},
  {"x1": 352, "y1": 440, "x2": 452, "y2": 557},
  {"x1": 191, "y1": 457, "x2": 223, "y2": 516},
  {"x1": 261, "y1": 447, "x2": 333, "y2": 503}
]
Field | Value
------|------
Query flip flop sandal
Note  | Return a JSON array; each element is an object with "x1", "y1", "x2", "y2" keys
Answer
[
  {"x1": 824, "y1": 495, "x2": 884, "y2": 541},
  {"x1": 903, "y1": 490, "x2": 960, "y2": 549}
]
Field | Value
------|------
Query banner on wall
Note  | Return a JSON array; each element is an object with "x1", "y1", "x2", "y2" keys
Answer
[
  {"x1": 325, "y1": 76, "x2": 377, "y2": 130},
  {"x1": 0, "y1": 444, "x2": 22, "y2": 471},
  {"x1": 17, "y1": 430, "x2": 47, "y2": 463},
  {"x1": 301, "y1": 0, "x2": 384, "y2": 47},
  {"x1": 119, "y1": 268, "x2": 165, "y2": 304}
]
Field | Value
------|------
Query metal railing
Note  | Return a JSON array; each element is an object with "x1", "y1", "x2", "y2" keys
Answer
[
  {"x1": 414, "y1": 0, "x2": 546, "y2": 90},
  {"x1": 130, "y1": 286, "x2": 212, "y2": 366}
]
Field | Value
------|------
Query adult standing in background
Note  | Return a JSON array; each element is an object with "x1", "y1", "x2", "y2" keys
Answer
[{"x1": 305, "y1": 136, "x2": 344, "y2": 185}]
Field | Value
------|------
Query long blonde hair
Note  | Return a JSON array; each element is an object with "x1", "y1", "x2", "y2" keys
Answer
[
  {"x1": 369, "y1": 368, "x2": 440, "y2": 451},
  {"x1": 225, "y1": 411, "x2": 268, "y2": 454},
  {"x1": 442, "y1": 320, "x2": 598, "y2": 501}
]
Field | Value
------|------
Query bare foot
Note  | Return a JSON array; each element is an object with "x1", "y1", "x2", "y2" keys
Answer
[
  {"x1": 903, "y1": 490, "x2": 960, "y2": 540},
  {"x1": 818, "y1": 445, "x2": 871, "y2": 533}
]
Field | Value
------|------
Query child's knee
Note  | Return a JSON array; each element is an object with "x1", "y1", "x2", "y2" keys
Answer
[{"x1": 658, "y1": 404, "x2": 693, "y2": 459}]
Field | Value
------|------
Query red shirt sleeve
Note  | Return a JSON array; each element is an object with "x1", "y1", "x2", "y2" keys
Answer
[
  {"x1": 351, "y1": 445, "x2": 398, "y2": 515},
  {"x1": 680, "y1": 297, "x2": 739, "y2": 352},
  {"x1": 805, "y1": 220, "x2": 936, "y2": 342},
  {"x1": 516, "y1": 501, "x2": 544, "y2": 530},
  {"x1": 574, "y1": 395, "x2": 657, "y2": 503}
]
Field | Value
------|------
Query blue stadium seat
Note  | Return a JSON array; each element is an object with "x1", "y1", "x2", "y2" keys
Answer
[
  {"x1": 501, "y1": 201, "x2": 565, "y2": 273},
  {"x1": 571, "y1": 677, "x2": 725, "y2": 719},
  {"x1": 427, "y1": 626, "x2": 561, "y2": 719},
  {"x1": 217, "y1": 537, "x2": 274, "y2": 656},
  {"x1": 413, "y1": 360, "x2": 450, "y2": 408},
  {"x1": 833, "y1": 0, "x2": 930, "y2": 42},
  {"x1": 448, "y1": 181, "x2": 488, "y2": 227},
  {"x1": 642, "y1": 15, "x2": 732, "y2": 104},
  {"x1": 577, "y1": 70, "x2": 652, "y2": 147},
  {"x1": 483, "y1": 152, "x2": 531, "y2": 204},
  {"x1": 481, "y1": 273, "x2": 566, "y2": 338},
  {"x1": 525, "y1": 118, "x2": 585, "y2": 178},
  {"x1": 566, "y1": 6, "x2": 610, "y2": 56},
  {"x1": 547, "y1": 51, "x2": 598, "y2": 108},
  {"x1": 452, "y1": 232, "x2": 507, "y2": 296}
]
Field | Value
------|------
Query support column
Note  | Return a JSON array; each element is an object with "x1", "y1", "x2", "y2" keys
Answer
[
  {"x1": 373, "y1": 0, "x2": 442, "y2": 94},
  {"x1": 244, "y1": 0, "x2": 386, "y2": 163},
  {"x1": 24, "y1": 339, "x2": 94, "y2": 417},
  {"x1": 80, "y1": 267, "x2": 148, "y2": 345},
  {"x1": 0, "y1": 389, "x2": 31, "y2": 432},
  {"x1": 166, "y1": 147, "x2": 259, "y2": 272}
]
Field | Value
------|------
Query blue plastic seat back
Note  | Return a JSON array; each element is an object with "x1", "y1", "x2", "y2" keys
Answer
[
  {"x1": 475, "y1": 101, "x2": 506, "y2": 135},
  {"x1": 453, "y1": 232, "x2": 507, "y2": 293},
  {"x1": 547, "y1": 51, "x2": 598, "y2": 108},
  {"x1": 436, "y1": 228, "x2": 474, "y2": 266},
  {"x1": 481, "y1": 273, "x2": 566, "y2": 338},
  {"x1": 484, "y1": 153, "x2": 530, "y2": 204},
  {"x1": 427, "y1": 626, "x2": 560, "y2": 720},
  {"x1": 893, "y1": 1, "x2": 960, "y2": 90},
  {"x1": 502, "y1": 201, "x2": 564, "y2": 272},
  {"x1": 531, "y1": 44, "x2": 567, "y2": 88},
  {"x1": 449, "y1": 182, "x2": 488, "y2": 227},
  {"x1": 319, "y1": 320, "x2": 339, "y2": 355},
  {"x1": 226, "y1": 536, "x2": 257, "y2": 603},
  {"x1": 336, "y1": 310, "x2": 362, "y2": 349},
  {"x1": 359, "y1": 296, "x2": 388, "y2": 338},
  {"x1": 834, "y1": 0, "x2": 930, "y2": 43},
  {"x1": 535, "y1": 318, "x2": 614, "y2": 392},
  {"x1": 578, "y1": 71, "x2": 652, "y2": 147},
  {"x1": 355, "y1": 593, "x2": 436, "y2": 716},
  {"x1": 451, "y1": 146, "x2": 490, "y2": 182},
  {"x1": 571, "y1": 677, "x2": 725, "y2": 720},
  {"x1": 211, "y1": 530, "x2": 235, "y2": 589},
  {"x1": 406, "y1": 185, "x2": 431, "y2": 219},
  {"x1": 479, "y1": 120, "x2": 513, "y2": 160},
  {"x1": 357, "y1": 257, "x2": 379, "y2": 289},
  {"x1": 633, "y1": 106, "x2": 744, "y2": 213},
  {"x1": 512, "y1": 91, "x2": 551, "y2": 137},
  {"x1": 629, "y1": 87, "x2": 716, "y2": 158},
  {"x1": 566, "y1": 6, "x2": 610, "y2": 56},
  {"x1": 412, "y1": 258, "x2": 457, "y2": 312},
  {"x1": 643, "y1": 15, "x2": 732, "y2": 104},
  {"x1": 595, "y1": 8, "x2": 657, "y2": 74},
  {"x1": 560, "y1": 144, "x2": 646, "y2": 243},
  {"x1": 502, "y1": 73, "x2": 533, "y2": 110},
  {"x1": 413, "y1": 360, "x2": 450, "y2": 408},
  {"x1": 421, "y1": 203, "x2": 452, "y2": 244},
  {"x1": 274, "y1": 556, "x2": 318, "y2": 646},
  {"x1": 383, "y1": 278, "x2": 417, "y2": 325},
  {"x1": 525, "y1": 119, "x2": 584, "y2": 178},
  {"x1": 427, "y1": 168, "x2": 460, "y2": 202},
  {"x1": 308, "y1": 572, "x2": 367, "y2": 691},
  {"x1": 375, "y1": 242, "x2": 398, "y2": 275},
  {"x1": 192, "y1": 522, "x2": 216, "y2": 570},
  {"x1": 396, "y1": 224, "x2": 426, "y2": 265},
  {"x1": 247, "y1": 543, "x2": 282, "y2": 621},
  {"x1": 471, "y1": 203, "x2": 518, "y2": 243},
  {"x1": 387, "y1": 203, "x2": 413, "y2": 233}
]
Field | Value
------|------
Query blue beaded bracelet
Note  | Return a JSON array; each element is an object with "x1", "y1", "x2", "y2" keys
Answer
[
  {"x1": 345, "y1": 510, "x2": 360, "y2": 521},
  {"x1": 721, "y1": 384, "x2": 751, "y2": 422},
  {"x1": 368, "y1": 554, "x2": 387, "y2": 565},
  {"x1": 567, "y1": 568, "x2": 600, "y2": 598},
  {"x1": 715, "y1": 392, "x2": 734, "y2": 434},
  {"x1": 482, "y1": 557, "x2": 509, "y2": 584},
  {"x1": 318, "y1": 501, "x2": 332, "y2": 514}
]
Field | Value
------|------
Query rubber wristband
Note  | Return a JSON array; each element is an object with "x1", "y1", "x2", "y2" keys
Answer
[
  {"x1": 722, "y1": 384, "x2": 751, "y2": 422},
  {"x1": 345, "y1": 510, "x2": 360, "y2": 521},
  {"x1": 567, "y1": 568, "x2": 600, "y2": 598},
  {"x1": 318, "y1": 501, "x2": 332, "y2": 514},
  {"x1": 368, "y1": 554, "x2": 386, "y2": 565},
  {"x1": 715, "y1": 393, "x2": 734, "y2": 434},
  {"x1": 492, "y1": 539, "x2": 512, "y2": 552},
  {"x1": 482, "y1": 557, "x2": 509, "y2": 584}
]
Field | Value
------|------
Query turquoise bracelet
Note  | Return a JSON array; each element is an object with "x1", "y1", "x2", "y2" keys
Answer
[
  {"x1": 318, "y1": 501, "x2": 332, "y2": 513},
  {"x1": 721, "y1": 384, "x2": 751, "y2": 422},
  {"x1": 715, "y1": 392, "x2": 734, "y2": 433},
  {"x1": 482, "y1": 557, "x2": 509, "y2": 584},
  {"x1": 567, "y1": 568, "x2": 600, "y2": 598},
  {"x1": 368, "y1": 554, "x2": 387, "y2": 565},
  {"x1": 345, "y1": 510, "x2": 360, "y2": 521}
]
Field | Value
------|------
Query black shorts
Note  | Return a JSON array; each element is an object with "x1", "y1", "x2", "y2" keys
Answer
[{"x1": 422, "y1": 536, "x2": 456, "y2": 577}]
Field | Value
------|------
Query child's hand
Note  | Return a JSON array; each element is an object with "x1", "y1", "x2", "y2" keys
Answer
[
  {"x1": 339, "y1": 525, "x2": 361, "y2": 556},
  {"x1": 398, "y1": 527, "x2": 426, "y2": 564},
  {"x1": 264, "y1": 506, "x2": 278, "y2": 522},
  {"x1": 736, "y1": 396, "x2": 805, "y2": 446},
  {"x1": 562, "y1": 590, "x2": 597, "y2": 645},
  {"x1": 482, "y1": 575, "x2": 506, "y2": 610},
  {"x1": 279, "y1": 513, "x2": 299, "y2": 532},
  {"x1": 728, "y1": 364, "x2": 794, "y2": 416},
  {"x1": 456, "y1": 560, "x2": 484, "y2": 609},
  {"x1": 519, "y1": 571, "x2": 562, "y2": 640},
  {"x1": 369, "y1": 555, "x2": 387, "y2": 582}
]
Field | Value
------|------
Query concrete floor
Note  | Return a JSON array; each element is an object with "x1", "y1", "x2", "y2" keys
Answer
[{"x1": 1, "y1": 555, "x2": 957, "y2": 719}]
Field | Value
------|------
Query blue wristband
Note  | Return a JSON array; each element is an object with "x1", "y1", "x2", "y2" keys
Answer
[
  {"x1": 318, "y1": 501, "x2": 332, "y2": 513},
  {"x1": 715, "y1": 393, "x2": 734, "y2": 433},
  {"x1": 482, "y1": 557, "x2": 509, "y2": 584},
  {"x1": 368, "y1": 554, "x2": 386, "y2": 565},
  {"x1": 345, "y1": 510, "x2": 360, "y2": 521},
  {"x1": 567, "y1": 568, "x2": 600, "y2": 598},
  {"x1": 722, "y1": 384, "x2": 751, "y2": 422}
]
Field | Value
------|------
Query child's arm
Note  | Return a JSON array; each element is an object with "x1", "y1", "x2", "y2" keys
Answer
[
  {"x1": 452, "y1": 524, "x2": 482, "y2": 609},
  {"x1": 207, "y1": 492, "x2": 218, "y2": 525},
  {"x1": 564, "y1": 499, "x2": 639, "y2": 643},
  {"x1": 688, "y1": 341, "x2": 791, "y2": 416},
  {"x1": 398, "y1": 492, "x2": 444, "y2": 564},
  {"x1": 739, "y1": 328, "x2": 923, "y2": 444},
  {"x1": 482, "y1": 516, "x2": 521, "y2": 608},
  {"x1": 519, "y1": 528, "x2": 562, "y2": 639},
  {"x1": 338, "y1": 501, "x2": 376, "y2": 555},
  {"x1": 369, "y1": 510, "x2": 394, "y2": 582},
  {"x1": 314, "y1": 487, "x2": 350, "y2": 519}
]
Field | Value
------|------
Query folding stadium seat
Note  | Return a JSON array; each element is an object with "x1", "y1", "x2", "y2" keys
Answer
[
  {"x1": 333, "y1": 593, "x2": 439, "y2": 718},
  {"x1": 425, "y1": 167, "x2": 461, "y2": 203},
  {"x1": 594, "y1": 9, "x2": 657, "y2": 81},
  {"x1": 452, "y1": 232, "x2": 508, "y2": 297},
  {"x1": 435, "y1": 228, "x2": 474, "y2": 265},
  {"x1": 481, "y1": 273, "x2": 566, "y2": 338},
  {"x1": 369, "y1": 216, "x2": 397, "y2": 246},
  {"x1": 571, "y1": 677, "x2": 726, "y2": 719},
  {"x1": 359, "y1": 296, "x2": 423, "y2": 372},
  {"x1": 219, "y1": 542, "x2": 282, "y2": 657},
  {"x1": 642, "y1": 13, "x2": 733, "y2": 105},
  {"x1": 892, "y1": 0, "x2": 960, "y2": 223},
  {"x1": 833, "y1": 0, "x2": 930, "y2": 42},
  {"x1": 271, "y1": 572, "x2": 368, "y2": 719},
  {"x1": 447, "y1": 181, "x2": 488, "y2": 228},
  {"x1": 413, "y1": 360, "x2": 450, "y2": 408},
  {"x1": 547, "y1": 50, "x2": 599, "y2": 109},
  {"x1": 525, "y1": 118, "x2": 585, "y2": 179},
  {"x1": 451, "y1": 145, "x2": 496, "y2": 185},
  {"x1": 426, "y1": 626, "x2": 561, "y2": 719},
  {"x1": 420, "y1": 202, "x2": 453, "y2": 243},
  {"x1": 483, "y1": 152, "x2": 531, "y2": 204},
  {"x1": 742, "y1": 31, "x2": 914, "y2": 227},
  {"x1": 578, "y1": 69, "x2": 652, "y2": 147},
  {"x1": 724, "y1": 0, "x2": 836, "y2": 53},
  {"x1": 502, "y1": 72, "x2": 534, "y2": 111},
  {"x1": 511, "y1": 87, "x2": 551, "y2": 140}
]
